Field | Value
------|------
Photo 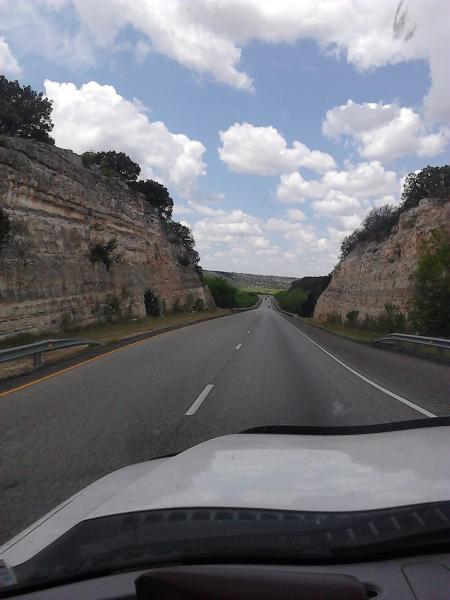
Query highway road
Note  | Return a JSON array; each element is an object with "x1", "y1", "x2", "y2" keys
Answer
[{"x1": 1, "y1": 297, "x2": 449, "y2": 543}]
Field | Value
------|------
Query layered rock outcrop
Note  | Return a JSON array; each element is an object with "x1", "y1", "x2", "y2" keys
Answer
[
  {"x1": 314, "y1": 198, "x2": 450, "y2": 321},
  {"x1": 0, "y1": 136, "x2": 212, "y2": 340}
]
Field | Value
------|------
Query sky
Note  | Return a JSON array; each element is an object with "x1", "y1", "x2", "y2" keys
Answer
[{"x1": 0, "y1": 1, "x2": 449, "y2": 277}]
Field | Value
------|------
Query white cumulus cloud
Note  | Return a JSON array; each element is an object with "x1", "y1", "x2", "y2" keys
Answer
[
  {"x1": 322, "y1": 161, "x2": 398, "y2": 199},
  {"x1": 0, "y1": 36, "x2": 21, "y2": 76},
  {"x1": 218, "y1": 122, "x2": 335, "y2": 176},
  {"x1": 277, "y1": 161, "x2": 399, "y2": 236},
  {"x1": 323, "y1": 100, "x2": 449, "y2": 160},
  {"x1": 286, "y1": 208, "x2": 307, "y2": 221},
  {"x1": 313, "y1": 191, "x2": 361, "y2": 217},
  {"x1": 44, "y1": 80, "x2": 206, "y2": 197},
  {"x1": 277, "y1": 172, "x2": 326, "y2": 203},
  {"x1": 2, "y1": 1, "x2": 450, "y2": 121}
]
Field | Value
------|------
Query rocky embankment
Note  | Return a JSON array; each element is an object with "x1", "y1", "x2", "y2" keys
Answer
[
  {"x1": 314, "y1": 198, "x2": 450, "y2": 321},
  {"x1": 0, "y1": 136, "x2": 212, "y2": 340}
]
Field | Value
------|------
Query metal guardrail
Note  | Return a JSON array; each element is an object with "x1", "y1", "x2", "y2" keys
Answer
[
  {"x1": 375, "y1": 333, "x2": 450, "y2": 351},
  {"x1": 0, "y1": 338, "x2": 101, "y2": 367}
]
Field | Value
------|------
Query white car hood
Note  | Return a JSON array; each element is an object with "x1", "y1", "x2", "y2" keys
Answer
[{"x1": 1, "y1": 424, "x2": 449, "y2": 565}]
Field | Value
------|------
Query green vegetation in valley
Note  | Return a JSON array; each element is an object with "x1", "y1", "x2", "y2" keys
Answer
[
  {"x1": 0, "y1": 75, "x2": 54, "y2": 144},
  {"x1": 204, "y1": 275, "x2": 258, "y2": 308},
  {"x1": 275, "y1": 287, "x2": 307, "y2": 315},
  {"x1": 409, "y1": 228, "x2": 450, "y2": 337},
  {"x1": 275, "y1": 275, "x2": 331, "y2": 317},
  {"x1": 340, "y1": 165, "x2": 450, "y2": 259}
]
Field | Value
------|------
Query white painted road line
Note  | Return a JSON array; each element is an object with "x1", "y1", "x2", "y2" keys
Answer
[
  {"x1": 235, "y1": 343, "x2": 242, "y2": 350},
  {"x1": 283, "y1": 319, "x2": 436, "y2": 418},
  {"x1": 186, "y1": 384, "x2": 214, "y2": 416}
]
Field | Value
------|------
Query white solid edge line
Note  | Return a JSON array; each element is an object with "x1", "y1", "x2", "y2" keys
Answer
[
  {"x1": 186, "y1": 384, "x2": 214, "y2": 416},
  {"x1": 283, "y1": 319, "x2": 436, "y2": 418},
  {"x1": 235, "y1": 343, "x2": 242, "y2": 350}
]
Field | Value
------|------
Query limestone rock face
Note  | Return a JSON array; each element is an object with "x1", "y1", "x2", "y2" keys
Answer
[
  {"x1": 314, "y1": 198, "x2": 450, "y2": 321},
  {"x1": 0, "y1": 136, "x2": 212, "y2": 339}
]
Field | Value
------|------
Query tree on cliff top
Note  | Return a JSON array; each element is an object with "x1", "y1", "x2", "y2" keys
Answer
[
  {"x1": 165, "y1": 220, "x2": 200, "y2": 265},
  {"x1": 130, "y1": 179, "x2": 174, "y2": 220},
  {"x1": 401, "y1": 165, "x2": 450, "y2": 210},
  {"x1": 0, "y1": 76, "x2": 54, "y2": 144},
  {"x1": 82, "y1": 150, "x2": 141, "y2": 184},
  {"x1": 409, "y1": 228, "x2": 450, "y2": 336}
]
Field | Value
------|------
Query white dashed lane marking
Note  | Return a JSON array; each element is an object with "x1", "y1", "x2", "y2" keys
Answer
[{"x1": 185, "y1": 384, "x2": 214, "y2": 416}]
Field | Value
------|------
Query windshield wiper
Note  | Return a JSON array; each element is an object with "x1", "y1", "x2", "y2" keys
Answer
[{"x1": 241, "y1": 415, "x2": 450, "y2": 435}]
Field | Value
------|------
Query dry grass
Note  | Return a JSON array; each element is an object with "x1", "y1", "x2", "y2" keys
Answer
[
  {"x1": 0, "y1": 308, "x2": 231, "y2": 380},
  {"x1": 300, "y1": 318, "x2": 379, "y2": 343}
]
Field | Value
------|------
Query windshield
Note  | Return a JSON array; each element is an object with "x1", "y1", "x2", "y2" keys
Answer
[{"x1": 0, "y1": 0, "x2": 449, "y2": 594}]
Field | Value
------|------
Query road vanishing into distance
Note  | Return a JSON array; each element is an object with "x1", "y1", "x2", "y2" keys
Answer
[{"x1": 1, "y1": 296, "x2": 449, "y2": 543}]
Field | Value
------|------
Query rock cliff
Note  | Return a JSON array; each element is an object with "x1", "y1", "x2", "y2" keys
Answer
[
  {"x1": 0, "y1": 136, "x2": 212, "y2": 340},
  {"x1": 314, "y1": 198, "x2": 450, "y2": 321}
]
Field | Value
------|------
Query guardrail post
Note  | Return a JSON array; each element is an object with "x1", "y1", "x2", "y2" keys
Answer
[{"x1": 33, "y1": 352, "x2": 42, "y2": 367}]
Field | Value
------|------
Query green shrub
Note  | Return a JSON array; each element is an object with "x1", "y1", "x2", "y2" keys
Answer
[
  {"x1": 185, "y1": 294, "x2": 195, "y2": 312},
  {"x1": 326, "y1": 311, "x2": 342, "y2": 325},
  {"x1": 103, "y1": 296, "x2": 122, "y2": 322},
  {"x1": 356, "y1": 305, "x2": 405, "y2": 334},
  {"x1": 164, "y1": 220, "x2": 199, "y2": 265},
  {"x1": 345, "y1": 310, "x2": 359, "y2": 326},
  {"x1": 235, "y1": 289, "x2": 258, "y2": 308},
  {"x1": 0, "y1": 75, "x2": 54, "y2": 144},
  {"x1": 178, "y1": 253, "x2": 191, "y2": 267},
  {"x1": 409, "y1": 228, "x2": 450, "y2": 336},
  {"x1": 361, "y1": 314, "x2": 377, "y2": 331},
  {"x1": 0, "y1": 208, "x2": 10, "y2": 253},
  {"x1": 130, "y1": 179, "x2": 173, "y2": 220},
  {"x1": 144, "y1": 289, "x2": 160, "y2": 316},
  {"x1": 194, "y1": 298, "x2": 205, "y2": 311},
  {"x1": 82, "y1": 150, "x2": 140, "y2": 183},
  {"x1": 204, "y1": 275, "x2": 237, "y2": 308},
  {"x1": 61, "y1": 312, "x2": 73, "y2": 332},
  {"x1": 340, "y1": 205, "x2": 400, "y2": 259},
  {"x1": 275, "y1": 288, "x2": 307, "y2": 315},
  {"x1": 377, "y1": 303, "x2": 406, "y2": 333},
  {"x1": 292, "y1": 275, "x2": 331, "y2": 317},
  {"x1": 401, "y1": 165, "x2": 450, "y2": 211},
  {"x1": 90, "y1": 238, "x2": 118, "y2": 270},
  {"x1": 204, "y1": 275, "x2": 257, "y2": 308}
]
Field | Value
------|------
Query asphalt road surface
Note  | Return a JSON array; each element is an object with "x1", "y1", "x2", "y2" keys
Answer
[{"x1": 1, "y1": 297, "x2": 449, "y2": 543}]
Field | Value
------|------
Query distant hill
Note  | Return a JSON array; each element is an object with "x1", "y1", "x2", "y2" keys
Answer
[{"x1": 204, "y1": 270, "x2": 297, "y2": 291}]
